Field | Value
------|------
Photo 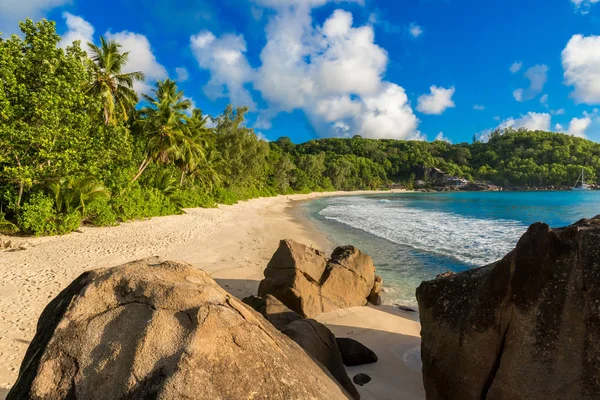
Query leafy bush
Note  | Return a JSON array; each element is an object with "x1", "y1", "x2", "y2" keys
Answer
[
  {"x1": 17, "y1": 193, "x2": 81, "y2": 236},
  {"x1": 213, "y1": 187, "x2": 238, "y2": 205},
  {"x1": 85, "y1": 197, "x2": 118, "y2": 226},
  {"x1": 112, "y1": 187, "x2": 180, "y2": 221},
  {"x1": 0, "y1": 211, "x2": 19, "y2": 234},
  {"x1": 170, "y1": 189, "x2": 216, "y2": 209}
]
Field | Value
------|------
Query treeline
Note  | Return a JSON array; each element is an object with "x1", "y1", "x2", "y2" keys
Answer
[
  {"x1": 286, "y1": 129, "x2": 600, "y2": 189},
  {"x1": 1, "y1": 20, "x2": 599, "y2": 236}
]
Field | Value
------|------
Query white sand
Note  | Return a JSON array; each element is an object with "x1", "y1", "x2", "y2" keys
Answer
[{"x1": 0, "y1": 190, "x2": 423, "y2": 399}]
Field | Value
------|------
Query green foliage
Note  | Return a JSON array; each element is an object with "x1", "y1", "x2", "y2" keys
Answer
[
  {"x1": 17, "y1": 193, "x2": 80, "y2": 236},
  {"x1": 47, "y1": 176, "x2": 109, "y2": 216},
  {"x1": 111, "y1": 186, "x2": 180, "y2": 221},
  {"x1": 212, "y1": 187, "x2": 238, "y2": 205},
  {"x1": 85, "y1": 197, "x2": 117, "y2": 226}
]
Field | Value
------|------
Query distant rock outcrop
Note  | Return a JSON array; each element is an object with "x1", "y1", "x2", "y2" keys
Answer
[
  {"x1": 258, "y1": 240, "x2": 378, "y2": 318},
  {"x1": 417, "y1": 216, "x2": 600, "y2": 400},
  {"x1": 8, "y1": 258, "x2": 353, "y2": 400}
]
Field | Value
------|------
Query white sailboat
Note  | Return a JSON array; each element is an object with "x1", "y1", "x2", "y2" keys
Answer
[{"x1": 572, "y1": 168, "x2": 592, "y2": 191}]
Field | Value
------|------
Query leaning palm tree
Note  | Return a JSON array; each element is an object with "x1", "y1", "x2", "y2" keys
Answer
[
  {"x1": 132, "y1": 79, "x2": 198, "y2": 182},
  {"x1": 87, "y1": 36, "x2": 145, "y2": 125}
]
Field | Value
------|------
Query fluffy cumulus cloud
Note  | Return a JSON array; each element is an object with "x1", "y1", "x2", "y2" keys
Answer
[
  {"x1": 513, "y1": 64, "x2": 548, "y2": 102},
  {"x1": 59, "y1": 12, "x2": 94, "y2": 51},
  {"x1": 0, "y1": 0, "x2": 70, "y2": 34},
  {"x1": 416, "y1": 86, "x2": 456, "y2": 115},
  {"x1": 562, "y1": 34, "x2": 600, "y2": 104},
  {"x1": 567, "y1": 117, "x2": 591, "y2": 137},
  {"x1": 191, "y1": 3, "x2": 422, "y2": 140},
  {"x1": 498, "y1": 112, "x2": 551, "y2": 131},
  {"x1": 58, "y1": 14, "x2": 168, "y2": 95},
  {"x1": 190, "y1": 31, "x2": 255, "y2": 108},
  {"x1": 105, "y1": 31, "x2": 168, "y2": 95}
]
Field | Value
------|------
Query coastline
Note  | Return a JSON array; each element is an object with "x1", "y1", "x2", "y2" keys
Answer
[{"x1": 0, "y1": 189, "x2": 423, "y2": 399}]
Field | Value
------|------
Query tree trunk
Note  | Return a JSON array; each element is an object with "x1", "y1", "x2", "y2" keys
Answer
[
  {"x1": 16, "y1": 181, "x2": 24, "y2": 209},
  {"x1": 180, "y1": 170, "x2": 186, "y2": 187},
  {"x1": 131, "y1": 159, "x2": 151, "y2": 183}
]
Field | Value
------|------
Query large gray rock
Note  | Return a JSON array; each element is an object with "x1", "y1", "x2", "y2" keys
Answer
[
  {"x1": 8, "y1": 258, "x2": 354, "y2": 400},
  {"x1": 258, "y1": 240, "x2": 377, "y2": 318},
  {"x1": 282, "y1": 319, "x2": 360, "y2": 400},
  {"x1": 416, "y1": 216, "x2": 600, "y2": 400}
]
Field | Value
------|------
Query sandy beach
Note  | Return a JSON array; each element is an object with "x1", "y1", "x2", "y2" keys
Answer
[{"x1": 0, "y1": 190, "x2": 423, "y2": 400}]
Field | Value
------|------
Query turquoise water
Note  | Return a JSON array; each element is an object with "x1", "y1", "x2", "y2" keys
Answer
[{"x1": 304, "y1": 191, "x2": 600, "y2": 307}]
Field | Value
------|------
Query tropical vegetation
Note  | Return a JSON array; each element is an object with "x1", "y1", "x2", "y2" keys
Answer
[{"x1": 1, "y1": 19, "x2": 599, "y2": 236}]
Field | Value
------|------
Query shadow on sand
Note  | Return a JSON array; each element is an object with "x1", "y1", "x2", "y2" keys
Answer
[{"x1": 214, "y1": 278, "x2": 425, "y2": 400}]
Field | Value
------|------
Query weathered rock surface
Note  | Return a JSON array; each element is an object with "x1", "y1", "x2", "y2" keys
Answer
[
  {"x1": 258, "y1": 240, "x2": 377, "y2": 318},
  {"x1": 8, "y1": 258, "x2": 353, "y2": 400},
  {"x1": 336, "y1": 338, "x2": 378, "y2": 366},
  {"x1": 282, "y1": 319, "x2": 360, "y2": 400},
  {"x1": 242, "y1": 294, "x2": 302, "y2": 331},
  {"x1": 367, "y1": 275, "x2": 383, "y2": 305},
  {"x1": 417, "y1": 216, "x2": 600, "y2": 400}
]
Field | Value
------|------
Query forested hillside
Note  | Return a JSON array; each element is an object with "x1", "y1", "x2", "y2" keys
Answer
[{"x1": 1, "y1": 20, "x2": 599, "y2": 236}]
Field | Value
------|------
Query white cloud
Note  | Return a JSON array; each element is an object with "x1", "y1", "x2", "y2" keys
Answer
[
  {"x1": 562, "y1": 34, "x2": 600, "y2": 104},
  {"x1": 190, "y1": 31, "x2": 255, "y2": 108},
  {"x1": 555, "y1": 123, "x2": 565, "y2": 131},
  {"x1": 193, "y1": 4, "x2": 419, "y2": 140},
  {"x1": 568, "y1": 116, "x2": 591, "y2": 137},
  {"x1": 105, "y1": 30, "x2": 168, "y2": 95},
  {"x1": 59, "y1": 12, "x2": 94, "y2": 51},
  {"x1": 417, "y1": 86, "x2": 456, "y2": 115},
  {"x1": 540, "y1": 94, "x2": 548, "y2": 105},
  {"x1": 176, "y1": 67, "x2": 189, "y2": 82},
  {"x1": 188, "y1": 3, "x2": 422, "y2": 140},
  {"x1": 58, "y1": 14, "x2": 168, "y2": 96},
  {"x1": 409, "y1": 23, "x2": 423, "y2": 38},
  {"x1": 552, "y1": 108, "x2": 566, "y2": 115},
  {"x1": 357, "y1": 83, "x2": 420, "y2": 139},
  {"x1": 435, "y1": 132, "x2": 452, "y2": 143},
  {"x1": 498, "y1": 112, "x2": 551, "y2": 131},
  {"x1": 510, "y1": 61, "x2": 523, "y2": 74},
  {"x1": 473, "y1": 104, "x2": 485, "y2": 111},
  {"x1": 0, "y1": 0, "x2": 70, "y2": 35},
  {"x1": 571, "y1": 0, "x2": 600, "y2": 14},
  {"x1": 513, "y1": 64, "x2": 548, "y2": 102}
]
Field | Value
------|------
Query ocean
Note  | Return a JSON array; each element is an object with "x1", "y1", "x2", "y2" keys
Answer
[{"x1": 304, "y1": 191, "x2": 600, "y2": 308}]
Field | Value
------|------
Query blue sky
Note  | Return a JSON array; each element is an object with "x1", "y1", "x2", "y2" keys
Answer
[{"x1": 2, "y1": 0, "x2": 600, "y2": 143}]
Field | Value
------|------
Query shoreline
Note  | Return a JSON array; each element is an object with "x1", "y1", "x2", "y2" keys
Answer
[{"x1": 0, "y1": 190, "x2": 424, "y2": 399}]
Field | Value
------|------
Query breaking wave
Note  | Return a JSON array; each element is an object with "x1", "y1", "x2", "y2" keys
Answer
[{"x1": 318, "y1": 199, "x2": 527, "y2": 266}]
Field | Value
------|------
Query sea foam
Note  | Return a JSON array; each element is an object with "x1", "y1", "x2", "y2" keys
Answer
[{"x1": 319, "y1": 198, "x2": 527, "y2": 266}]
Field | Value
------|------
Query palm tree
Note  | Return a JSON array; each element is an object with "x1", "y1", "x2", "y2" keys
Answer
[
  {"x1": 87, "y1": 36, "x2": 145, "y2": 126},
  {"x1": 47, "y1": 176, "x2": 110, "y2": 217},
  {"x1": 132, "y1": 79, "x2": 200, "y2": 182},
  {"x1": 177, "y1": 109, "x2": 212, "y2": 186}
]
